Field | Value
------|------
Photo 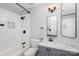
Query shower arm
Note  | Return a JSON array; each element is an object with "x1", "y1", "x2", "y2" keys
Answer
[{"x1": 16, "y1": 3, "x2": 30, "y2": 14}]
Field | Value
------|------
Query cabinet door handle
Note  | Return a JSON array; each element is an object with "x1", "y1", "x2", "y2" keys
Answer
[
  {"x1": 46, "y1": 49, "x2": 48, "y2": 50},
  {"x1": 49, "y1": 49, "x2": 51, "y2": 51}
]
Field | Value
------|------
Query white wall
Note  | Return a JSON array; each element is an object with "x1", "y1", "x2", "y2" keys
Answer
[
  {"x1": 30, "y1": 3, "x2": 79, "y2": 49},
  {"x1": 0, "y1": 8, "x2": 22, "y2": 53},
  {"x1": 30, "y1": 4, "x2": 48, "y2": 39}
]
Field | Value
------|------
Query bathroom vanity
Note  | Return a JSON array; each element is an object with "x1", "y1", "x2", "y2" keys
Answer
[{"x1": 37, "y1": 41, "x2": 79, "y2": 56}]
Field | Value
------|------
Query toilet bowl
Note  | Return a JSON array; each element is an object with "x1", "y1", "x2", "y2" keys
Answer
[
  {"x1": 24, "y1": 48, "x2": 38, "y2": 56},
  {"x1": 24, "y1": 39, "x2": 41, "y2": 56}
]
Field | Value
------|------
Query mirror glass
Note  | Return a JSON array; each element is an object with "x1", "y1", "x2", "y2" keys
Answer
[
  {"x1": 61, "y1": 3, "x2": 77, "y2": 38},
  {"x1": 47, "y1": 16, "x2": 57, "y2": 37}
]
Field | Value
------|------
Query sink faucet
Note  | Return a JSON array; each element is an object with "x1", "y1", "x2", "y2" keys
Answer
[{"x1": 49, "y1": 36, "x2": 53, "y2": 42}]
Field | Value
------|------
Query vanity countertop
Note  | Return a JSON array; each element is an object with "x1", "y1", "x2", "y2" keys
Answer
[{"x1": 38, "y1": 40, "x2": 79, "y2": 53}]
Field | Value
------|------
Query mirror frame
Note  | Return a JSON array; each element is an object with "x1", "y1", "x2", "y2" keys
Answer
[
  {"x1": 61, "y1": 3, "x2": 77, "y2": 39},
  {"x1": 46, "y1": 15, "x2": 58, "y2": 37}
]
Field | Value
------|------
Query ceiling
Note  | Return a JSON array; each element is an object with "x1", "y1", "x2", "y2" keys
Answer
[
  {"x1": 19, "y1": 3, "x2": 43, "y2": 9},
  {"x1": 0, "y1": 3, "x2": 76, "y2": 15},
  {"x1": 0, "y1": 3, "x2": 43, "y2": 15}
]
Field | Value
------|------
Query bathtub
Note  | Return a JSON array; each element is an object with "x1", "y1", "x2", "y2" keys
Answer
[{"x1": 0, "y1": 45, "x2": 30, "y2": 56}]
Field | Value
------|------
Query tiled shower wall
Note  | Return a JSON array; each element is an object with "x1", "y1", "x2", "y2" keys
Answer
[
  {"x1": 0, "y1": 8, "x2": 21, "y2": 53},
  {"x1": 0, "y1": 7, "x2": 30, "y2": 54}
]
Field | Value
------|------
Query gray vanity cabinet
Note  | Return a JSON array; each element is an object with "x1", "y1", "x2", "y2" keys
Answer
[
  {"x1": 38, "y1": 46, "x2": 49, "y2": 56},
  {"x1": 37, "y1": 45, "x2": 79, "y2": 56},
  {"x1": 49, "y1": 48, "x2": 62, "y2": 56},
  {"x1": 38, "y1": 46, "x2": 63, "y2": 56},
  {"x1": 49, "y1": 49, "x2": 73, "y2": 56}
]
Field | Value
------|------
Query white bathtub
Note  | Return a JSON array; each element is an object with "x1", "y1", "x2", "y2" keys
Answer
[{"x1": 0, "y1": 45, "x2": 30, "y2": 56}]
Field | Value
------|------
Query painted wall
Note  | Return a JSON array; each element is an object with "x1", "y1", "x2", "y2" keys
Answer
[
  {"x1": 30, "y1": 4, "x2": 48, "y2": 39},
  {"x1": 30, "y1": 3, "x2": 79, "y2": 48}
]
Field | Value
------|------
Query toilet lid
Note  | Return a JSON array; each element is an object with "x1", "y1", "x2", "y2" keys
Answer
[{"x1": 24, "y1": 48, "x2": 38, "y2": 55}]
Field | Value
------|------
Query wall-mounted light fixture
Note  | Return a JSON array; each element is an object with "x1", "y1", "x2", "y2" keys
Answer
[{"x1": 48, "y1": 4, "x2": 56, "y2": 13}]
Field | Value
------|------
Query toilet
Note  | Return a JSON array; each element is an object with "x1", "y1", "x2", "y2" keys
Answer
[{"x1": 24, "y1": 39, "x2": 41, "y2": 56}]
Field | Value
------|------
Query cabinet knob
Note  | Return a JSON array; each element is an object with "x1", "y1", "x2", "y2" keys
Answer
[
  {"x1": 46, "y1": 49, "x2": 48, "y2": 50},
  {"x1": 49, "y1": 49, "x2": 51, "y2": 51}
]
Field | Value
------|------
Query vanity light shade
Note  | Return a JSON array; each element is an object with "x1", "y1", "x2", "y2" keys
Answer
[
  {"x1": 48, "y1": 4, "x2": 52, "y2": 11},
  {"x1": 51, "y1": 9, "x2": 54, "y2": 12},
  {"x1": 54, "y1": 6, "x2": 56, "y2": 10},
  {"x1": 48, "y1": 8, "x2": 51, "y2": 11}
]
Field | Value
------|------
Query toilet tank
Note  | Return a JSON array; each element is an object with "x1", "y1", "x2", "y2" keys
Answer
[{"x1": 31, "y1": 39, "x2": 41, "y2": 48}]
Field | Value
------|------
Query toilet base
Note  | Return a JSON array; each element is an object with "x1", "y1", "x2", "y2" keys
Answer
[{"x1": 24, "y1": 48, "x2": 38, "y2": 56}]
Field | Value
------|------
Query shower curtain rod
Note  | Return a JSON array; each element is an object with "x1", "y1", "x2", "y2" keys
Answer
[{"x1": 16, "y1": 3, "x2": 30, "y2": 14}]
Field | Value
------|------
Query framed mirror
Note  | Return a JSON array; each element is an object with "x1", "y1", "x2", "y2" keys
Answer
[
  {"x1": 47, "y1": 15, "x2": 58, "y2": 37},
  {"x1": 61, "y1": 3, "x2": 77, "y2": 38}
]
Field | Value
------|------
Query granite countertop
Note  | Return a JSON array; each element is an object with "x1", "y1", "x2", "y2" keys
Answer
[{"x1": 38, "y1": 40, "x2": 79, "y2": 53}]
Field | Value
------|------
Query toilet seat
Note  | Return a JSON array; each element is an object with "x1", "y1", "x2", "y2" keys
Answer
[{"x1": 24, "y1": 48, "x2": 38, "y2": 56}]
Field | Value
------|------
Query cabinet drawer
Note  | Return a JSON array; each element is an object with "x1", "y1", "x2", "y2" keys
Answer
[
  {"x1": 38, "y1": 46, "x2": 49, "y2": 50},
  {"x1": 37, "y1": 46, "x2": 79, "y2": 56},
  {"x1": 38, "y1": 46, "x2": 49, "y2": 56},
  {"x1": 50, "y1": 48, "x2": 79, "y2": 56},
  {"x1": 49, "y1": 48, "x2": 62, "y2": 56},
  {"x1": 60, "y1": 51, "x2": 72, "y2": 56}
]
